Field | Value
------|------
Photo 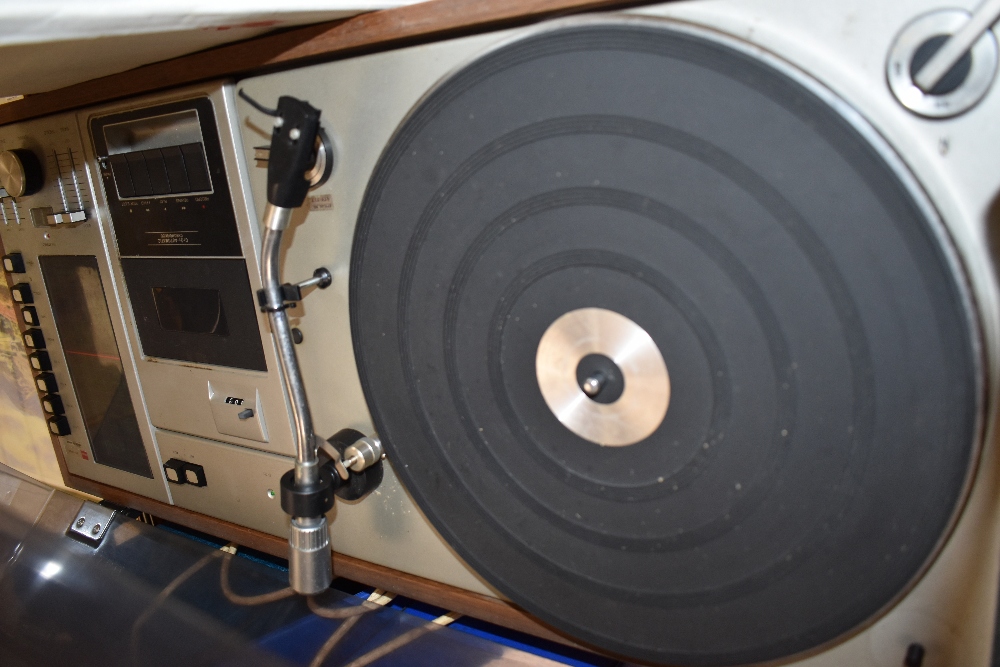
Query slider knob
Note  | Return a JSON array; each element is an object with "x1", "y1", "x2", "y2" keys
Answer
[{"x1": 0, "y1": 149, "x2": 44, "y2": 198}]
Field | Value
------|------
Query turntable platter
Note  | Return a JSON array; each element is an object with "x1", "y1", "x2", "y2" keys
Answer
[{"x1": 350, "y1": 21, "x2": 982, "y2": 665}]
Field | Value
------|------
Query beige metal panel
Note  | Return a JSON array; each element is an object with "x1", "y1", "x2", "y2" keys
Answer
[
  {"x1": 234, "y1": 31, "x2": 515, "y2": 446},
  {"x1": 234, "y1": 32, "x2": 516, "y2": 598},
  {"x1": 0, "y1": 113, "x2": 171, "y2": 503},
  {"x1": 155, "y1": 428, "x2": 289, "y2": 536},
  {"x1": 327, "y1": 460, "x2": 496, "y2": 596},
  {"x1": 136, "y1": 362, "x2": 289, "y2": 455}
]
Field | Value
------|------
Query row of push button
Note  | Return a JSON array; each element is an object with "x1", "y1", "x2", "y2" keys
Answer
[
  {"x1": 3, "y1": 252, "x2": 71, "y2": 437},
  {"x1": 108, "y1": 142, "x2": 212, "y2": 199},
  {"x1": 162, "y1": 458, "x2": 207, "y2": 487},
  {"x1": 28, "y1": 341, "x2": 70, "y2": 436}
]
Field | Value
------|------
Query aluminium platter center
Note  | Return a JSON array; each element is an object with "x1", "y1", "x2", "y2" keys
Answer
[{"x1": 535, "y1": 307, "x2": 670, "y2": 447}]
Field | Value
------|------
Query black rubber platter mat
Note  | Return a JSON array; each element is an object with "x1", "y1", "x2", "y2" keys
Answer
[{"x1": 349, "y1": 21, "x2": 982, "y2": 666}]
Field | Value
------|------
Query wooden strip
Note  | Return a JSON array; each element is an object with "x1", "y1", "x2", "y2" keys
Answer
[
  {"x1": 64, "y1": 472, "x2": 582, "y2": 649},
  {"x1": 0, "y1": 0, "x2": 653, "y2": 126}
]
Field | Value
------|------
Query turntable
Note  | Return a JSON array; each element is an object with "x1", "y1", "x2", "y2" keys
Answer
[{"x1": 1, "y1": 1, "x2": 999, "y2": 665}]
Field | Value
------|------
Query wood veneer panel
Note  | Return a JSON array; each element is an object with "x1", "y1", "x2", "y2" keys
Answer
[{"x1": 0, "y1": 0, "x2": 652, "y2": 126}]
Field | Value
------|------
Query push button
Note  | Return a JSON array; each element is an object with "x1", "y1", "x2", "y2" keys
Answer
[
  {"x1": 2, "y1": 253, "x2": 25, "y2": 273},
  {"x1": 142, "y1": 149, "x2": 171, "y2": 195},
  {"x1": 35, "y1": 372, "x2": 58, "y2": 394},
  {"x1": 47, "y1": 415, "x2": 70, "y2": 436},
  {"x1": 161, "y1": 146, "x2": 190, "y2": 193},
  {"x1": 162, "y1": 458, "x2": 207, "y2": 487},
  {"x1": 108, "y1": 154, "x2": 135, "y2": 199},
  {"x1": 183, "y1": 463, "x2": 207, "y2": 487},
  {"x1": 21, "y1": 306, "x2": 38, "y2": 326},
  {"x1": 163, "y1": 458, "x2": 186, "y2": 484},
  {"x1": 11, "y1": 283, "x2": 33, "y2": 304},
  {"x1": 41, "y1": 394, "x2": 64, "y2": 415},
  {"x1": 125, "y1": 152, "x2": 152, "y2": 197},
  {"x1": 22, "y1": 328, "x2": 45, "y2": 349},
  {"x1": 180, "y1": 143, "x2": 212, "y2": 192},
  {"x1": 28, "y1": 351, "x2": 51, "y2": 371}
]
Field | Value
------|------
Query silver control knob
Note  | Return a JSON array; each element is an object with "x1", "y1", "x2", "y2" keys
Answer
[
  {"x1": 0, "y1": 149, "x2": 44, "y2": 198},
  {"x1": 342, "y1": 436, "x2": 384, "y2": 473},
  {"x1": 888, "y1": 8, "x2": 1000, "y2": 117}
]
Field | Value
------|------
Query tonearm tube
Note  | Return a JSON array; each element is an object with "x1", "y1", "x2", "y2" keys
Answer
[{"x1": 246, "y1": 90, "x2": 383, "y2": 595}]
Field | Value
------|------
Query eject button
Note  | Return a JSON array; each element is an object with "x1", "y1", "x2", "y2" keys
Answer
[{"x1": 207, "y1": 380, "x2": 268, "y2": 443}]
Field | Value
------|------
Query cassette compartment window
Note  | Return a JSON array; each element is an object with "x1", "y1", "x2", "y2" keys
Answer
[
  {"x1": 103, "y1": 110, "x2": 213, "y2": 199},
  {"x1": 151, "y1": 286, "x2": 229, "y2": 336},
  {"x1": 120, "y1": 258, "x2": 267, "y2": 371},
  {"x1": 39, "y1": 256, "x2": 153, "y2": 478}
]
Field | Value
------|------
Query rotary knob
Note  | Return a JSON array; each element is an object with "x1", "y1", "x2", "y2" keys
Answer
[
  {"x1": 887, "y1": 9, "x2": 1000, "y2": 118},
  {"x1": 0, "y1": 149, "x2": 44, "y2": 198}
]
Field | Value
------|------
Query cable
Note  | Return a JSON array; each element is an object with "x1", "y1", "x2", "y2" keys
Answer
[
  {"x1": 307, "y1": 594, "x2": 384, "y2": 620},
  {"x1": 238, "y1": 88, "x2": 278, "y2": 116},
  {"x1": 219, "y1": 551, "x2": 296, "y2": 605},
  {"x1": 130, "y1": 550, "x2": 222, "y2": 666},
  {"x1": 135, "y1": 537, "x2": 463, "y2": 667},
  {"x1": 339, "y1": 612, "x2": 462, "y2": 667},
  {"x1": 308, "y1": 614, "x2": 363, "y2": 667},
  {"x1": 308, "y1": 590, "x2": 397, "y2": 667}
]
